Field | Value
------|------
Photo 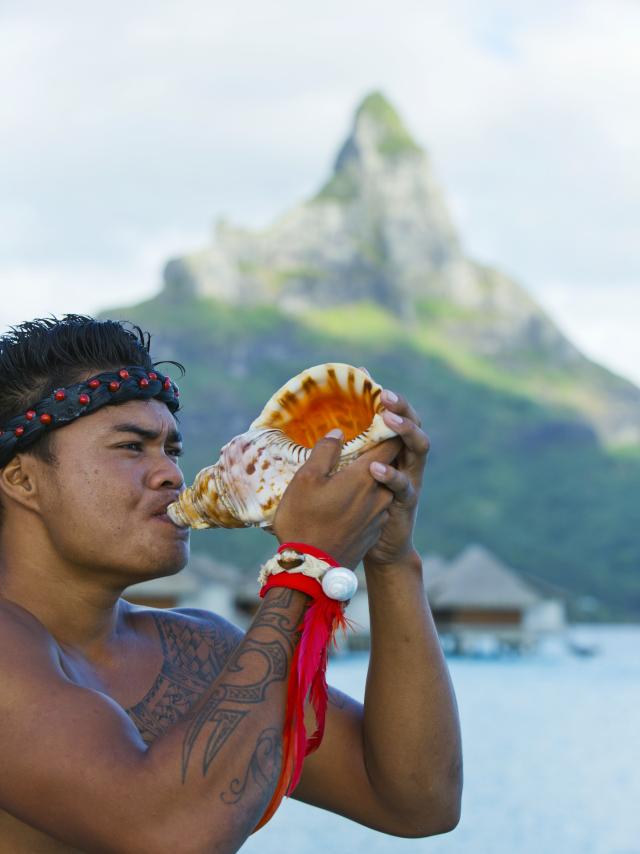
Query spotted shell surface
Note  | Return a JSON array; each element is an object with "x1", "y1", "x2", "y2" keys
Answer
[{"x1": 167, "y1": 363, "x2": 397, "y2": 530}]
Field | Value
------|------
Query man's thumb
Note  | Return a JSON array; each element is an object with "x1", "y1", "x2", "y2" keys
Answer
[{"x1": 305, "y1": 428, "x2": 344, "y2": 476}]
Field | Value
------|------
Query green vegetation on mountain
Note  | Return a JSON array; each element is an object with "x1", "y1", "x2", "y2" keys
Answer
[
  {"x1": 103, "y1": 293, "x2": 640, "y2": 621},
  {"x1": 102, "y1": 90, "x2": 640, "y2": 622}
]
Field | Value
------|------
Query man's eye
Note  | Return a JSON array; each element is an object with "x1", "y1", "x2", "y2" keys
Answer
[
  {"x1": 120, "y1": 442, "x2": 143, "y2": 451},
  {"x1": 168, "y1": 447, "x2": 184, "y2": 458}
]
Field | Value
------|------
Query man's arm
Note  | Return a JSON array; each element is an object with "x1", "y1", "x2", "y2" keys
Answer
[
  {"x1": 0, "y1": 588, "x2": 307, "y2": 853},
  {"x1": 292, "y1": 553, "x2": 461, "y2": 837},
  {"x1": 362, "y1": 552, "x2": 462, "y2": 828}
]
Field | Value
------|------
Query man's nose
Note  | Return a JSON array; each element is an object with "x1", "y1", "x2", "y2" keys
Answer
[{"x1": 149, "y1": 452, "x2": 185, "y2": 491}]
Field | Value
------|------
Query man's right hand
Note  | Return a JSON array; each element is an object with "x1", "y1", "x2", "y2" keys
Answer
[{"x1": 272, "y1": 430, "x2": 402, "y2": 568}]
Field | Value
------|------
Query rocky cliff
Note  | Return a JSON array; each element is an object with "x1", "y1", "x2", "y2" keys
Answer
[{"x1": 159, "y1": 92, "x2": 640, "y2": 446}]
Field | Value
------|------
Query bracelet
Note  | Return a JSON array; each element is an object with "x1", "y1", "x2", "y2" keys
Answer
[{"x1": 258, "y1": 544, "x2": 358, "y2": 601}]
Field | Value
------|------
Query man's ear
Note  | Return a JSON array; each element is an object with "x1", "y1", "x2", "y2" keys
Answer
[{"x1": 0, "y1": 455, "x2": 43, "y2": 514}]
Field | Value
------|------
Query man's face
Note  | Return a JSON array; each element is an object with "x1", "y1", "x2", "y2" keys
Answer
[{"x1": 35, "y1": 398, "x2": 190, "y2": 583}]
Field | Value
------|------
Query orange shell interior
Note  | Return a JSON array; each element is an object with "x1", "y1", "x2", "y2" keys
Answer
[{"x1": 263, "y1": 368, "x2": 381, "y2": 447}]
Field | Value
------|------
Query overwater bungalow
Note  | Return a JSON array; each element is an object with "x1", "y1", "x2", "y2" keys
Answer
[
  {"x1": 422, "y1": 544, "x2": 566, "y2": 655},
  {"x1": 334, "y1": 544, "x2": 566, "y2": 655}
]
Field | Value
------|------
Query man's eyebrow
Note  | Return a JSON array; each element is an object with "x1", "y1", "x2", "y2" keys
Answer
[{"x1": 110, "y1": 423, "x2": 183, "y2": 444}]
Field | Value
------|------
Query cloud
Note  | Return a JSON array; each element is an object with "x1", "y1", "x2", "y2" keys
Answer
[
  {"x1": 0, "y1": 0, "x2": 638, "y2": 384},
  {"x1": 0, "y1": 225, "x2": 206, "y2": 333}
]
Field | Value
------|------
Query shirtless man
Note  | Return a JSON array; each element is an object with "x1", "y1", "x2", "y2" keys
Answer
[{"x1": 0, "y1": 315, "x2": 462, "y2": 852}]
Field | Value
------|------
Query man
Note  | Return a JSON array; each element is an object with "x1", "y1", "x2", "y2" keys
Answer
[{"x1": 0, "y1": 315, "x2": 462, "y2": 852}]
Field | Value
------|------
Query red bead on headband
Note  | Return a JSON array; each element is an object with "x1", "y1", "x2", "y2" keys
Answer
[{"x1": 0, "y1": 366, "x2": 180, "y2": 468}]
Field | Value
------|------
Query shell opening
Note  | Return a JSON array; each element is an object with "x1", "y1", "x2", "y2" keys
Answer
[{"x1": 265, "y1": 371, "x2": 381, "y2": 448}]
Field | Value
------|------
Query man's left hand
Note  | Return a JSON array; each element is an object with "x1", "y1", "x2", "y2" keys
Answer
[{"x1": 364, "y1": 386, "x2": 430, "y2": 569}]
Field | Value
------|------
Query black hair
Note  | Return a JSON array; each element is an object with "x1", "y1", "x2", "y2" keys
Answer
[{"x1": 0, "y1": 314, "x2": 183, "y2": 499}]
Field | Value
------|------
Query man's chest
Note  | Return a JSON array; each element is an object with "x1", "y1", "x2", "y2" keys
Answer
[
  {"x1": 124, "y1": 612, "x2": 235, "y2": 744},
  {"x1": 59, "y1": 610, "x2": 236, "y2": 746}
]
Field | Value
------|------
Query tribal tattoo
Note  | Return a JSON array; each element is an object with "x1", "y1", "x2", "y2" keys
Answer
[
  {"x1": 180, "y1": 588, "x2": 303, "y2": 785},
  {"x1": 125, "y1": 610, "x2": 240, "y2": 745},
  {"x1": 124, "y1": 592, "x2": 338, "y2": 808},
  {"x1": 220, "y1": 728, "x2": 282, "y2": 807}
]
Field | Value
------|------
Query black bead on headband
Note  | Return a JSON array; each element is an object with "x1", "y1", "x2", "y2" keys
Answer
[{"x1": 0, "y1": 366, "x2": 180, "y2": 468}]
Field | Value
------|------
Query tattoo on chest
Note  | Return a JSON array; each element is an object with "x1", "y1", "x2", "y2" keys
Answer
[{"x1": 124, "y1": 613, "x2": 236, "y2": 745}]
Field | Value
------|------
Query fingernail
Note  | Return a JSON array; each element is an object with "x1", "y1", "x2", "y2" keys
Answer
[
  {"x1": 371, "y1": 462, "x2": 386, "y2": 476},
  {"x1": 326, "y1": 428, "x2": 343, "y2": 439},
  {"x1": 382, "y1": 389, "x2": 398, "y2": 403},
  {"x1": 385, "y1": 411, "x2": 403, "y2": 425}
]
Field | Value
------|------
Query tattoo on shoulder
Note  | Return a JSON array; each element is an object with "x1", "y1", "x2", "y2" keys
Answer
[{"x1": 125, "y1": 611, "x2": 238, "y2": 745}]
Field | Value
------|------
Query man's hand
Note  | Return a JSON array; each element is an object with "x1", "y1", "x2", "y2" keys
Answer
[
  {"x1": 364, "y1": 387, "x2": 430, "y2": 569},
  {"x1": 272, "y1": 429, "x2": 401, "y2": 569}
]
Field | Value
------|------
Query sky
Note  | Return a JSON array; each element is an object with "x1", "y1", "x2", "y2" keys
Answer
[{"x1": 1, "y1": 0, "x2": 638, "y2": 383}]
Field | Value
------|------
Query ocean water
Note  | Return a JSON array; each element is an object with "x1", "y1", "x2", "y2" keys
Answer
[{"x1": 240, "y1": 625, "x2": 640, "y2": 854}]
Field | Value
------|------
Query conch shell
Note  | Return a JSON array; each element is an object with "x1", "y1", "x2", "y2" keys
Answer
[{"x1": 167, "y1": 363, "x2": 397, "y2": 530}]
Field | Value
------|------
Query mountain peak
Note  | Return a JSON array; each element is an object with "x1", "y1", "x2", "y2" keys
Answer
[
  {"x1": 328, "y1": 91, "x2": 422, "y2": 185},
  {"x1": 352, "y1": 91, "x2": 422, "y2": 159},
  {"x1": 314, "y1": 91, "x2": 434, "y2": 212}
]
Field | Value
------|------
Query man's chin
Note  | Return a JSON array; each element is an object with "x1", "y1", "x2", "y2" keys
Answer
[
  {"x1": 125, "y1": 541, "x2": 191, "y2": 585},
  {"x1": 155, "y1": 542, "x2": 191, "y2": 577}
]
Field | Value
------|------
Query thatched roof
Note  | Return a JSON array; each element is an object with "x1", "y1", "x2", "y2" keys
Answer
[
  {"x1": 422, "y1": 554, "x2": 449, "y2": 582},
  {"x1": 424, "y1": 544, "x2": 541, "y2": 610}
]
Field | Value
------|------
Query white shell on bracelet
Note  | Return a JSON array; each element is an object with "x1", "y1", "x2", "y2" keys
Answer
[{"x1": 321, "y1": 567, "x2": 358, "y2": 601}]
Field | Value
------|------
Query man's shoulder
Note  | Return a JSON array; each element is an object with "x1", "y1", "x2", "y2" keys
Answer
[
  {"x1": 125, "y1": 602, "x2": 245, "y2": 656},
  {"x1": 0, "y1": 598, "x2": 55, "y2": 647},
  {"x1": 162, "y1": 606, "x2": 244, "y2": 644},
  {"x1": 0, "y1": 600, "x2": 63, "y2": 696},
  {"x1": 122, "y1": 605, "x2": 245, "y2": 738},
  {"x1": 166, "y1": 605, "x2": 243, "y2": 630}
]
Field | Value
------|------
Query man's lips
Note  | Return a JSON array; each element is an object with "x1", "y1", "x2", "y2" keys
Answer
[
  {"x1": 150, "y1": 495, "x2": 180, "y2": 517},
  {"x1": 151, "y1": 498, "x2": 189, "y2": 534},
  {"x1": 152, "y1": 512, "x2": 190, "y2": 536}
]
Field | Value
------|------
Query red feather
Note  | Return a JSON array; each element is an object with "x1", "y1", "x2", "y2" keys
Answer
[{"x1": 253, "y1": 574, "x2": 349, "y2": 831}]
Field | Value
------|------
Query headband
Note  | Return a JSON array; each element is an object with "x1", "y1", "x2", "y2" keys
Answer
[{"x1": 0, "y1": 366, "x2": 180, "y2": 468}]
